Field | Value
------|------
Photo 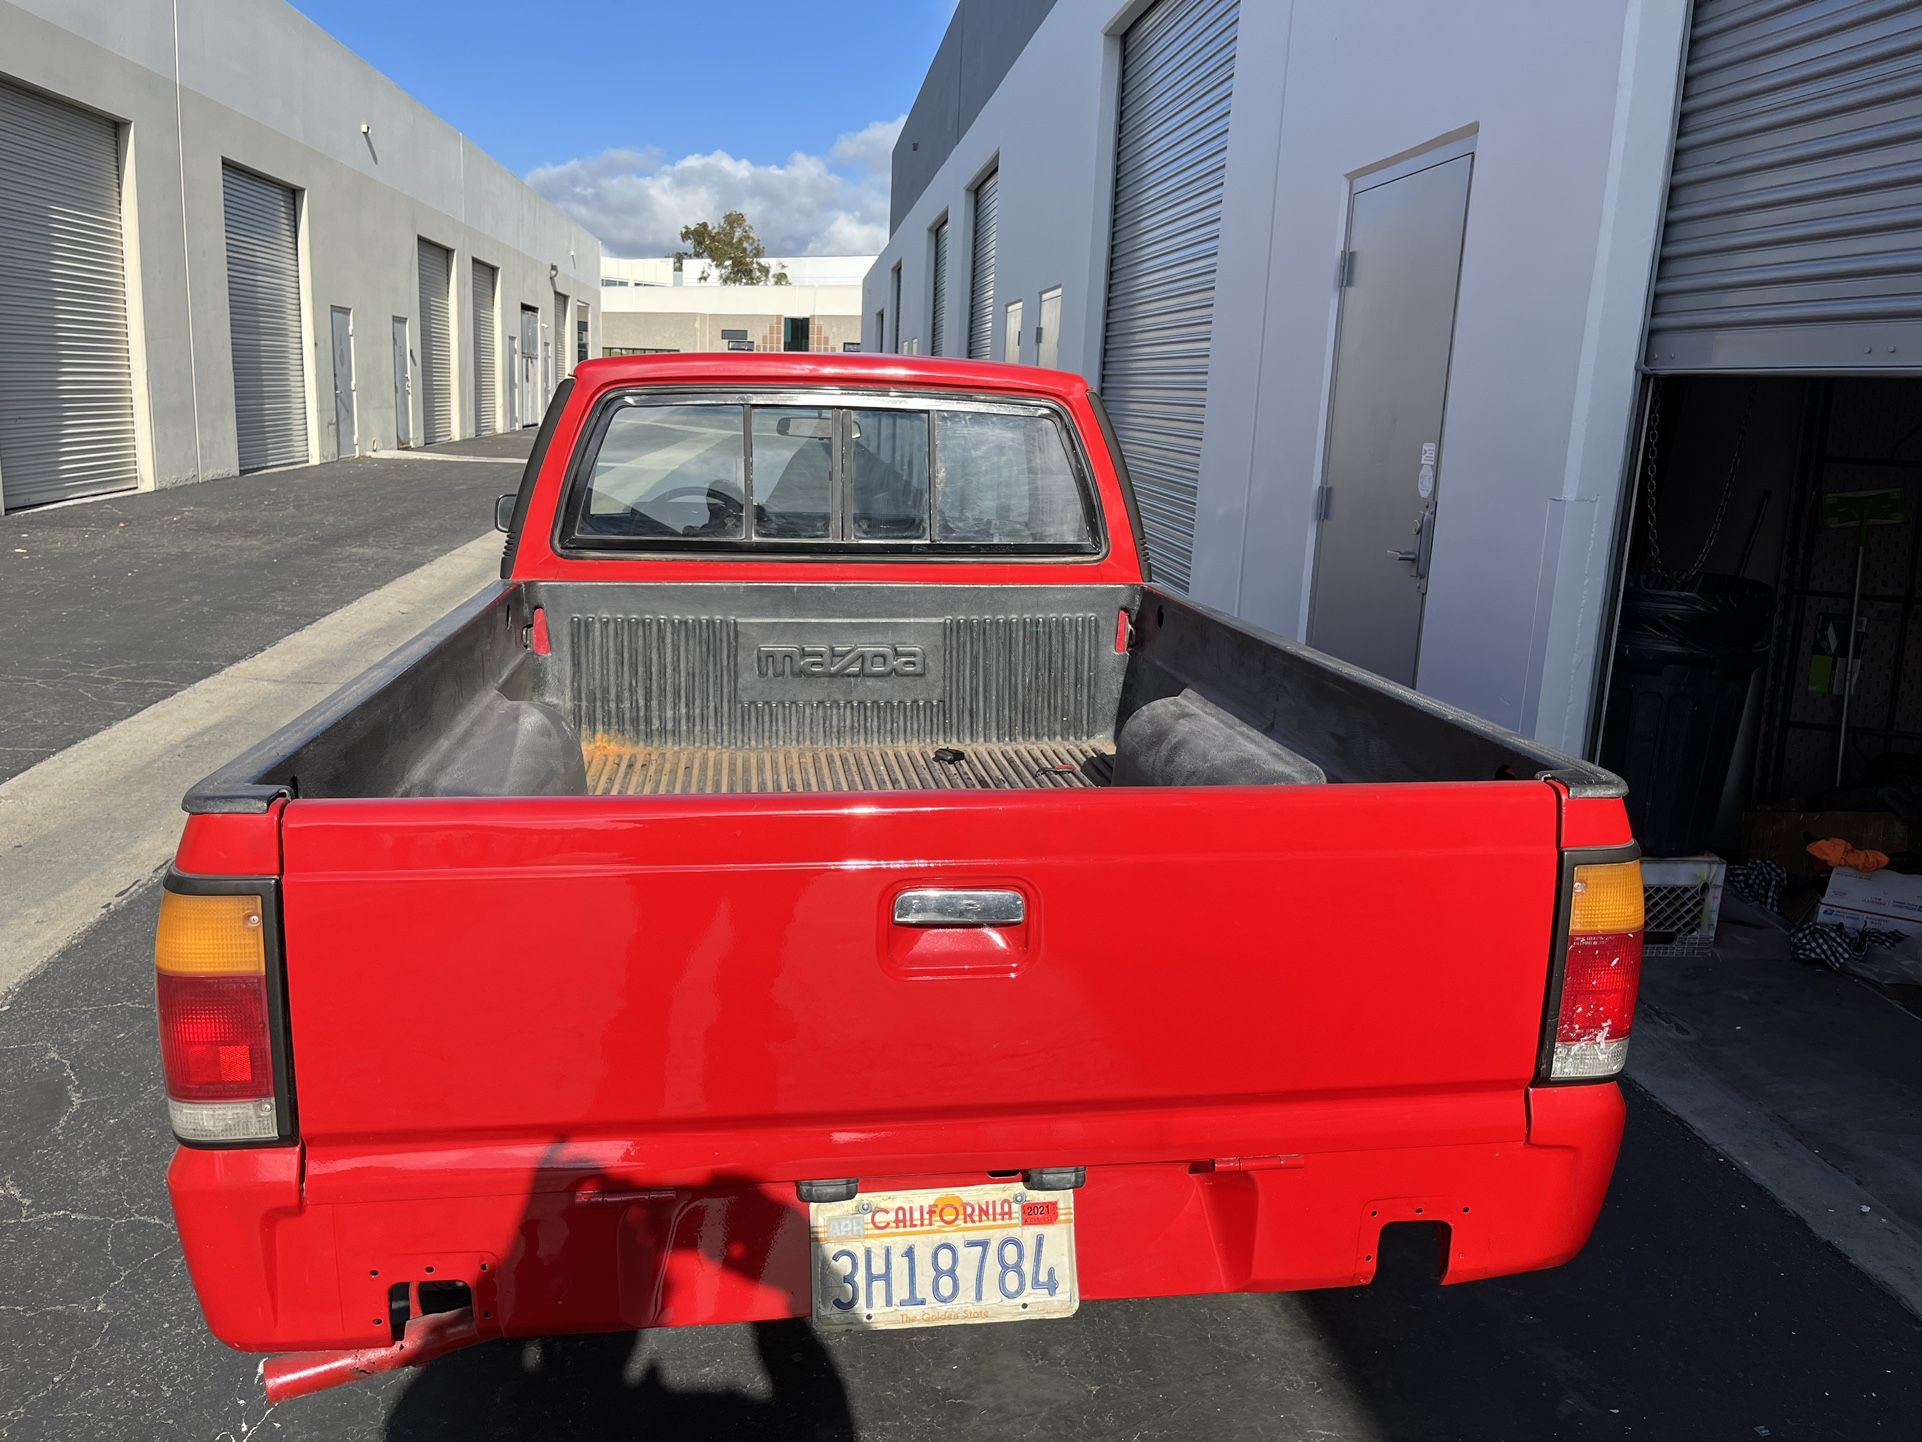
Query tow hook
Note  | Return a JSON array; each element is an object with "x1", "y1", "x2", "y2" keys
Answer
[{"x1": 261, "y1": 1306, "x2": 481, "y2": 1403}]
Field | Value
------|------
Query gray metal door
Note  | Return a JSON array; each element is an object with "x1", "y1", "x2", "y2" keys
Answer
[
  {"x1": 554, "y1": 294, "x2": 568, "y2": 379},
  {"x1": 391, "y1": 316, "x2": 412, "y2": 448},
  {"x1": 1307, "y1": 153, "x2": 1473, "y2": 688},
  {"x1": 0, "y1": 80, "x2": 139, "y2": 509},
  {"x1": 518, "y1": 307, "x2": 540, "y2": 425},
  {"x1": 1037, "y1": 286, "x2": 1062, "y2": 371},
  {"x1": 471, "y1": 260, "x2": 497, "y2": 436},
  {"x1": 1099, "y1": 0, "x2": 1240, "y2": 593},
  {"x1": 416, "y1": 239, "x2": 453, "y2": 444},
  {"x1": 1648, "y1": 1, "x2": 1922, "y2": 372},
  {"x1": 506, "y1": 336, "x2": 520, "y2": 429},
  {"x1": 223, "y1": 165, "x2": 308, "y2": 472},
  {"x1": 930, "y1": 218, "x2": 950, "y2": 356},
  {"x1": 329, "y1": 307, "x2": 355, "y2": 455},
  {"x1": 968, "y1": 168, "x2": 999, "y2": 359}
]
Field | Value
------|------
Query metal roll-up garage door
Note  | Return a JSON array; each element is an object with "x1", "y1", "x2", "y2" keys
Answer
[
  {"x1": 968, "y1": 168, "x2": 999, "y2": 359},
  {"x1": 1647, "y1": 0, "x2": 1922, "y2": 372},
  {"x1": 222, "y1": 165, "x2": 308, "y2": 473},
  {"x1": 930, "y1": 218, "x2": 950, "y2": 356},
  {"x1": 416, "y1": 239, "x2": 453, "y2": 444},
  {"x1": 0, "y1": 81, "x2": 139, "y2": 510},
  {"x1": 472, "y1": 260, "x2": 497, "y2": 436},
  {"x1": 1099, "y1": 0, "x2": 1240, "y2": 592}
]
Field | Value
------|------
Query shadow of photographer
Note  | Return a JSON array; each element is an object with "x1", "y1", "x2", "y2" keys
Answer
[{"x1": 382, "y1": 1163, "x2": 853, "y2": 1441}]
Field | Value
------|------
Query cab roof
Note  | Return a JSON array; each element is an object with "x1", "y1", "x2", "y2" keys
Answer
[{"x1": 570, "y1": 351, "x2": 1092, "y2": 403}]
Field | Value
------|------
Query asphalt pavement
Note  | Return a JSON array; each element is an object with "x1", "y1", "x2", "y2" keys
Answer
[
  {"x1": 1, "y1": 444, "x2": 1919, "y2": 1439},
  {"x1": 0, "y1": 433, "x2": 530, "y2": 784}
]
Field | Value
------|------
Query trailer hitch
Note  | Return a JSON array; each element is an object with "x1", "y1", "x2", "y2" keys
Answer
[{"x1": 261, "y1": 1306, "x2": 481, "y2": 1403}]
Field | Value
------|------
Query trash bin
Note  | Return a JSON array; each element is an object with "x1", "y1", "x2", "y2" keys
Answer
[{"x1": 1600, "y1": 571, "x2": 1774, "y2": 858}]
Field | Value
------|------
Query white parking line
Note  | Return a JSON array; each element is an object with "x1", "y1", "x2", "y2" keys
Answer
[
  {"x1": 380, "y1": 450, "x2": 527, "y2": 465},
  {"x1": 0, "y1": 532, "x2": 502, "y2": 1001}
]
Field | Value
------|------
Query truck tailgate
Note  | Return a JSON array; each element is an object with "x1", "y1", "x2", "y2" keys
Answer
[{"x1": 280, "y1": 781, "x2": 1560, "y2": 1174}]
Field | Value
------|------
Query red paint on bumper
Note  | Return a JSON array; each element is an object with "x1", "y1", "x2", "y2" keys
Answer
[{"x1": 170, "y1": 1084, "x2": 1624, "y2": 1354}]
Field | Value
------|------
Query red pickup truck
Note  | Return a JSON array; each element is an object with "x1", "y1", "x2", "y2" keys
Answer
[{"x1": 156, "y1": 354, "x2": 1642, "y2": 1398}]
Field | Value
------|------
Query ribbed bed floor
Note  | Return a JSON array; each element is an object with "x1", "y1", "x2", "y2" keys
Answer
[{"x1": 584, "y1": 740, "x2": 1113, "y2": 795}]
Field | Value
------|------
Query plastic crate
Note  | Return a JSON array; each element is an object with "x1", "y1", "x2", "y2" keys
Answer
[{"x1": 1641, "y1": 855, "x2": 1726, "y2": 958}]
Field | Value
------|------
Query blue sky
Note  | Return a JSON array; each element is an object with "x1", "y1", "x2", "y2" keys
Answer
[{"x1": 291, "y1": 0, "x2": 957, "y2": 257}]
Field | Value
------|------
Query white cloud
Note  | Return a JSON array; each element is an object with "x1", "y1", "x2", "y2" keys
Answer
[{"x1": 527, "y1": 116, "x2": 903, "y2": 259}]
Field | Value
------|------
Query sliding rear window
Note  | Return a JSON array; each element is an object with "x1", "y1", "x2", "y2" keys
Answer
[{"x1": 560, "y1": 391, "x2": 1100, "y2": 555}]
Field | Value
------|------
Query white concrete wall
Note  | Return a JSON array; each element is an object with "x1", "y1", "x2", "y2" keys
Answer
[
  {"x1": 865, "y1": 0, "x2": 1688, "y2": 752},
  {"x1": 0, "y1": 0, "x2": 601, "y2": 490},
  {"x1": 601, "y1": 283, "x2": 864, "y2": 318},
  {"x1": 603, "y1": 255, "x2": 876, "y2": 288}
]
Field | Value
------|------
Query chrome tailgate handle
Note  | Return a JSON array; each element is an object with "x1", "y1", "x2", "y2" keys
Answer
[{"x1": 892, "y1": 889, "x2": 1025, "y2": 927}]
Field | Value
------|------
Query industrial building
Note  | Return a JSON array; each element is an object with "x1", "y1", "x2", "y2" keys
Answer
[
  {"x1": 599, "y1": 255, "x2": 869, "y2": 356},
  {"x1": 0, "y1": 0, "x2": 601, "y2": 512},
  {"x1": 867, "y1": 0, "x2": 1922, "y2": 811}
]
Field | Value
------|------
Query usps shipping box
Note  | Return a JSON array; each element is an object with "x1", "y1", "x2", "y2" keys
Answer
[{"x1": 1815, "y1": 867, "x2": 1922, "y2": 938}]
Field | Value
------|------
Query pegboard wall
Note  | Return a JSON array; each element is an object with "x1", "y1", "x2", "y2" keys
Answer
[{"x1": 1756, "y1": 380, "x2": 1922, "y2": 801}]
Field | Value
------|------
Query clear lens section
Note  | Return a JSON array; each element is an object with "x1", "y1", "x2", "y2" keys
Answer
[
  {"x1": 1551, "y1": 1036, "x2": 1631, "y2": 1080},
  {"x1": 168, "y1": 1097, "x2": 279, "y2": 1143}
]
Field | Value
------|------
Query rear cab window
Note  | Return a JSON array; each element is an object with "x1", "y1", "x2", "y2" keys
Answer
[{"x1": 560, "y1": 390, "x2": 1101, "y2": 556}]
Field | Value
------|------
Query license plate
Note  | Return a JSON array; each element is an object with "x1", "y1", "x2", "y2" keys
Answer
[{"x1": 809, "y1": 1182, "x2": 1079, "y2": 1329}]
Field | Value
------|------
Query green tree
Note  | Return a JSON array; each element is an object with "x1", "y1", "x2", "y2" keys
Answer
[{"x1": 676, "y1": 211, "x2": 789, "y2": 286}]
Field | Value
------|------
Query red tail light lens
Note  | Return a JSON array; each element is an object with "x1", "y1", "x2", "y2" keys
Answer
[
  {"x1": 156, "y1": 973, "x2": 273, "y2": 1100},
  {"x1": 155, "y1": 889, "x2": 281, "y2": 1143},
  {"x1": 1550, "y1": 861, "x2": 1645, "y2": 1081}
]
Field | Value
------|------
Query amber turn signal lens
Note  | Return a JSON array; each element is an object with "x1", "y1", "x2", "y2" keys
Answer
[
  {"x1": 1569, "y1": 860, "x2": 1644, "y2": 936},
  {"x1": 155, "y1": 891, "x2": 266, "y2": 976}
]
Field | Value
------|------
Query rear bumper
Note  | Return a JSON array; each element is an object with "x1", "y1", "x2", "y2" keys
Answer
[{"x1": 170, "y1": 1084, "x2": 1624, "y2": 1353}]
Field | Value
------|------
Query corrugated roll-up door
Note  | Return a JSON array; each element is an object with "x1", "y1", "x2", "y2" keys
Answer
[
  {"x1": 416, "y1": 239, "x2": 453, "y2": 444},
  {"x1": 222, "y1": 165, "x2": 308, "y2": 473},
  {"x1": 472, "y1": 260, "x2": 497, "y2": 436},
  {"x1": 1099, "y1": 0, "x2": 1240, "y2": 592},
  {"x1": 930, "y1": 219, "x2": 950, "y2": 356},
  {"x1": 0, "y1": 81, "x2": 139, "y2": 509},
  {"x1": 1647, "y1": 0, "x2": 1922, "y2": 372},
  {"x1": 968, "y1": 168, "x2": 999, "y2": 359}
]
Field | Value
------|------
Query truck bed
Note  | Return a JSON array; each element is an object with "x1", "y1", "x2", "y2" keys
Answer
[
  {"x1": 188, "y1": 579, "x2": 1612, "y2": 807},
  {"x1": 585, "y1": 738, "x2": 1110, "y2": 795}
]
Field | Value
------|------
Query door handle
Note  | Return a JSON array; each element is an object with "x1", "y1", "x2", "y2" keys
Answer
[
  {"x1": 1387, "y1": 547, "x2": 1419, "y2": 563},
  {"x1": 892, "y1": 889, "x2": 1025, "y2": 927}
]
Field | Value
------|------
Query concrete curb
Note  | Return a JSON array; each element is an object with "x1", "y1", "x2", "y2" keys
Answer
[
  {"x1": 0, "y1": 532, "x2": 502, "y2": 1001},
  {"x1": 1629, "y1": 1022, "x2": 1922, "y2": 1319}
]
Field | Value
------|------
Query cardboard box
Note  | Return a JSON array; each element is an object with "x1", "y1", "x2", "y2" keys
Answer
[
  {"x1": 1815, "y1": 866, "x2": 1922, "y2": 938},
  {"x1": 1742, "y1": 810, "x2": 1912, "y2": 877}
]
